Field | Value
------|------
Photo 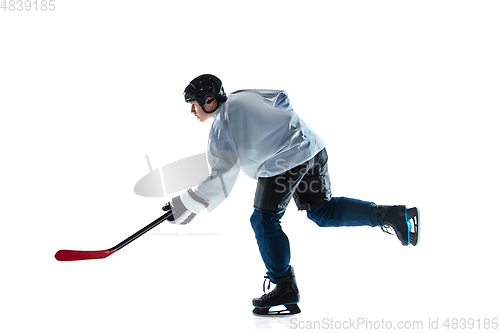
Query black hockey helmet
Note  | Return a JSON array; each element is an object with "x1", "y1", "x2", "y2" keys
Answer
[{"x1": 184, "y1": 74, "x2": 227, "y2": 112}]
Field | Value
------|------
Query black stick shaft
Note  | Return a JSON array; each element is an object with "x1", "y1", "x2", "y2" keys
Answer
[{"x1": 108, "y1": 211, "x2": 172, "y2": 252}]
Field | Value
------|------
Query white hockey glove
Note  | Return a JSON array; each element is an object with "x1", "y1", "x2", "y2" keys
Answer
[{"x1": 162, "y1": 189, "x2": 209, "y2": 225}]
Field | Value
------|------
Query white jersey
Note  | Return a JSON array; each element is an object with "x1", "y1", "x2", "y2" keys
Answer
[{"x1": 193, "y1": 89, "x2": 325, "y2": 212}]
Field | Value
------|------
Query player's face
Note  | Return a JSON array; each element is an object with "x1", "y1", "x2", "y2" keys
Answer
[
  {"x1": 190, "y1": 101, "x2": 208, "y2": 122},
  {"x1": 190, "y1": 100, "x2": 216, "y2": 122}
]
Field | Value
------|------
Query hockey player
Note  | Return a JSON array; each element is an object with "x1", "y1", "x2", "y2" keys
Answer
[{"x1": 162, "y1": 74, "x2": 419, "y2": 317}]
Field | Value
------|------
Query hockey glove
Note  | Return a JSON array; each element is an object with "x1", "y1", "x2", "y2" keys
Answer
[{"x1": 162, "y1": 189, "x2": 209, "y2": 225}]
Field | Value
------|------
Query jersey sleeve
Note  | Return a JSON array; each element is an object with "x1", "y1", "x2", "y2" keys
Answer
[{"x1": 192, "y1": 138, "x2": 241, "y2": 212}]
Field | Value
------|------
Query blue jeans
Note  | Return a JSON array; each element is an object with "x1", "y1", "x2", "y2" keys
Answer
[{"x1": 250, "y1": 197, "x2": 382, "y2": 283}]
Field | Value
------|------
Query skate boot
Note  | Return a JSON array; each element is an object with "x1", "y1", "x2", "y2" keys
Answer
[
  {"x1": 252, "y1": 266, "x2": 301, "y2": 317},
  {"x1": 371, "y1": 205, "x2": 420, "y2": 246}
]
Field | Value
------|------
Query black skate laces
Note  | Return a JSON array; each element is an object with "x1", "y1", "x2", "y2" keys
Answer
[
  {"x1": 263, "y1": 276, "x2": 272, "y2": 293},
  {"x1": 260, "y1": 275, "x2": 281, "y2": 299},
  {"x1": 380, "y1": 225, "x2": 393, "y2": 235}
]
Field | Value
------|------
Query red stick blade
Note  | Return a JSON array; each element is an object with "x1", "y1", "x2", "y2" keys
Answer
[{"x1": 55, "y1": 249, "x2": 116, "y2": 261}]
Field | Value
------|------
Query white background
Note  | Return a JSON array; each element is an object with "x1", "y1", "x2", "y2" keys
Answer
[{"x1": 1, "y1": 1, "x2": 499, "y2": 332}]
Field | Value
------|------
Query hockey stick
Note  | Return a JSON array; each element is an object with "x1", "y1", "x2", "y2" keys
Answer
[{"x1": 55, "y1": 211, "x2": 173, "y2": 261}]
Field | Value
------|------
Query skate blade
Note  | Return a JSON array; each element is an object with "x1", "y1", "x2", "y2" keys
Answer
[
  {"x1": 253, "y1": 303, "x2": 301, "y2": 317},
  {"x1": 407, "y1": 207, "x2": 420, "y2": 246}
]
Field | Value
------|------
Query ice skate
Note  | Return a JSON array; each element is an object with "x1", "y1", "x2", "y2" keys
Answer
[
  {"x1": 372, "y1": 205, "x2": 420, "y2": 246},
  {"x1": 252, "y1": 266, "x2": 301, "y2": 317}
]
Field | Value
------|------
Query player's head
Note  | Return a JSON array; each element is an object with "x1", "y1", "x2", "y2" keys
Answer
[{"x1": 184, "y1": 74, "x2": 227, "y2": 113}]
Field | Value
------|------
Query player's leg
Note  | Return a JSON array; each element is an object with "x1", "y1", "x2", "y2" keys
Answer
[
  {"x1": 294, "y1": 149, "x2": 419, "y2": 245},
  {"x1": 306, "y1": 197, "x2": 381, "y2": 227},
  {"x1": 251, "y1": 161, "x2": 309, "y2": 316},
  {"x1": 250, "y1": 209, "x2": 301, "y2": 316},
  {"x1": 250, "y1": 209, "x2": 291, "y2": 282}
]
